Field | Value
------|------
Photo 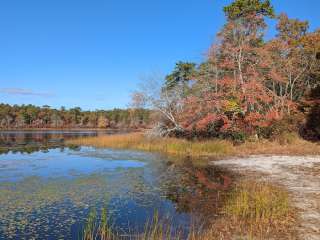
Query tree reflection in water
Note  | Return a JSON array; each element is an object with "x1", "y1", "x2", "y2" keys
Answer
[
  {"x1": 0, "y1": 131, "x2": 235, "y2": 239},
  {"x1": 0, "y1": 130, "x2": 101, "y2": 155},
  {"x1": 161, "y1": 157, "x2": 234, "y2": 226}
]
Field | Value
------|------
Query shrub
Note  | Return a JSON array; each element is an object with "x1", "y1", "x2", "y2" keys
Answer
[{"x1": 258, "y1": 114, "x2": 303, "y2": 139}]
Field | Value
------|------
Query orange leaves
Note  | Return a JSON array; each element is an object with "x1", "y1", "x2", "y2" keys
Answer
[
  {"x1": 196, "y1": 114, "x2": 218, "y2": 130},
  {"x1": 265, "y1": 108, "x2": 282, "y2": 121},
  {"x1": 244, "y1": 112, "x2": 264, "y2": 126},
  {"x1": 164, "y1": 6, "x2": 318, "y2": 138}
]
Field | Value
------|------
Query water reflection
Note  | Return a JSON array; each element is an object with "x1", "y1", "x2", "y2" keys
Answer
[
  {"x1": 163, "y1": 159, "x2": 233, "y2": 224},
  {"x1": 0, "y1": 130, "x2": 110, "y2": 155},
  {"x1": 0, "y1": 131, "x2": 233, "y2": 240}
]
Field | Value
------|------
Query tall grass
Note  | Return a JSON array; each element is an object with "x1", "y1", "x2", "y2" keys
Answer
[
  {"x1": 225, "y1": 181, "x2": 291, "y2": 222},
  {"x1": 67, "y1": 132, "x2": 320, "y2": 158},
  {"x1": 187, "y1": 181, "x2": 296, "y2": 239},
  {"x1": 80, "y1": 209, "x2": 182, "y2": 240},
  {"x1": 82, "y1": 208, "x2": 117, "y2": 240},
  {"x1": 221, "y1": 181, "x2": 295, "y2": 239},
  {"x1": 67, "y1": 133, "x2": 234, "y2": 158},
  {"x1": 139, "y1": 212, "x2": 181, "y2": 240},
  {"x1": 80, "y1": 181, "x2": 295, "y2": 240},
  {"x1": 238, "y1": 132, "x2": 320, "y2": 156}
]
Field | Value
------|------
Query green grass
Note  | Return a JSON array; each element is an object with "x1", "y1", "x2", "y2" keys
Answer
[{"x1": 82, "y1": 208, "x2": 117, "y2": 240}]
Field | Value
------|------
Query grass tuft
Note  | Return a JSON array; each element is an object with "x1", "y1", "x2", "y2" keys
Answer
[
  {"x1": 82, "y1": 208, "x2": 117, "y2": 240},
  {"x1": 225, "y1": 181, "x2": 291, "y2": 223},
  {"x1": 220, "y1": 181, "x2": 296, "y2": 239},
  {"x1": 188, "y1": 181, "x2": 296, "y2": 240}
]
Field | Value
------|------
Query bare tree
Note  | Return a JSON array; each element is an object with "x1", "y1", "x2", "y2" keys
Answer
[{"x1": 131, "y1": 72, "x2": 185, "y2": 137}]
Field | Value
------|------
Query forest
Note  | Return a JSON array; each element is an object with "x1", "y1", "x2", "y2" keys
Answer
[
  {"x1": 133, "y1": 0, "x2": 320, "y2": 142},
  {"x1": 0, "y1": 104, "x2": 152, "y2": 129}
]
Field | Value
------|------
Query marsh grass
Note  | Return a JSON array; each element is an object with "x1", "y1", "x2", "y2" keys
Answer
[
  {"x1": 225, "y1": 181, "x2": 291, "y2": 223},
  {"x1": 238, "y1": 132, "x2": 320, "y2": 156},
  {"x1": 81, "y1": 208, "x2": 118, "y2": 240},
  {"x1": 186, "y1": 181, "x2": 296, "y2": 240},
  {"x1": 138, "y1": 212, "x2": 182, "y2": 240},
  {"x1": 81, "y1": 181, "x2": 296, "y2": 240},
  {"x1": 80, "y1": 209, "x2": 182, "y2": 240},
  {"x1": 67, "y1": 133, "x2": 235, "y2": 158},
  {"x1": 220, "y1": 181, "x2": 296, "y2": 239},
  {"x1": 67, "y1": 132, "x2": 320, "y2": 158}
]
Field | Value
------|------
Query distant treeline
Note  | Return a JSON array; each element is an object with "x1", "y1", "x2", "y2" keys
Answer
[{"x1": 0, "y1": 104, "x2": 152, "y2": 129}]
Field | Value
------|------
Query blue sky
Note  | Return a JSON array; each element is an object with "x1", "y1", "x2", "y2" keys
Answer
[{"x1": 0, "y1": 0, "x2": 319, "y2": 110}]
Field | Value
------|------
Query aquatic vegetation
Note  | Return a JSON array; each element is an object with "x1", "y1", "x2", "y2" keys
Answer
[
  {"x1": 80, "y1": 209, "x2": 182, "y2": 240},
  {"x1": 0, "y1": 131, "x2": 297, "y2": 239},
  {"x1": 81, "y1": 186, "x2": 296, "y2": 240},
  {"x1": 82, "y1": 208, "x2": 117, "y2": 240},
  {"x1": 0, "y1": 174, "x2": 112, "y2": 239},
  {"x1": 1, "y1": 143, "x2": 232, "y2": 239}
]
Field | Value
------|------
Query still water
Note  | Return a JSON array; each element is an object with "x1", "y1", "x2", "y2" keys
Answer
[{"x1": 0, "y1": 131, "x2": 231, "y2": 239}]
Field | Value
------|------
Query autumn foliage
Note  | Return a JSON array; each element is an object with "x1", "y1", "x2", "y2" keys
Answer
[{"x1": 140, "y1": 0, "x2": 320, "y2": 140}]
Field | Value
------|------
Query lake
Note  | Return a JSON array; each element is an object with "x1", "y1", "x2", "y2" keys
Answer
[{"x1": 0, "y1": 131, "x2": 232, "y2": 239}]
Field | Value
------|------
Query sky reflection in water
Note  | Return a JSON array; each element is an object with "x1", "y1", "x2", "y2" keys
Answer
[{"x1": 0, "y1": 131, "x2": 231, "y2": 240}]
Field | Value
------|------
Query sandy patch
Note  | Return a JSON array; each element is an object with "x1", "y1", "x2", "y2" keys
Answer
[{"x1": 212, "y1": 155, "x2": 320, "y2": 240}]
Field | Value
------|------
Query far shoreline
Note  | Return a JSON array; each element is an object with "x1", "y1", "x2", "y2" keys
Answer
[{"x1": 0, "y1": 128, "x2": 147, "y2": 132}]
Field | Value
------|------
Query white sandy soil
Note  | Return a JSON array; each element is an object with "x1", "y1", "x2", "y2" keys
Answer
[{"x1": 213, "y1": 155, "x2": 320, "y2": 240}]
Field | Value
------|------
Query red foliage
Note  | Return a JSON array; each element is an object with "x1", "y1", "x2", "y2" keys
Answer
[{"x1": 177, "y1": 13, "x2": 300, "y2": 137}]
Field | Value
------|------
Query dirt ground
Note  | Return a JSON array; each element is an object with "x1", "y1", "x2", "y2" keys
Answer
[{"x1": 212, "y1": 155, "x2": 320, "y2": 240}]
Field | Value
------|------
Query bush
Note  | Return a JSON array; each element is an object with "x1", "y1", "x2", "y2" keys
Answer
[
  {"x1": 258, "y1": 114, "x2": 303, "y2": 140},
  {"x1": 303, "y1": 85, "x2": 320, "y2": 141},
  {"x1": 276, "y1": 132, "x2": 300, "y2": 145}
]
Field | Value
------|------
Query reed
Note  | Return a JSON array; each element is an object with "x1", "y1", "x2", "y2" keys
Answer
[
  {"x1": 81, "y1": 208, "x2": 117, "y2": 240},
  {"x1": 80, "y1": 209, "x2": 182, "y2": 240},
  {"x1": 188, "y1": 181, "x2": 296, "y2": 239},
  {"x1": 80, "y1": 182, "x2": 295, "y2": 240},
  {"x1": 225, "y1": 181, "x2": 291, "y2": 222},
  {"x1": 221, "y1": 181, "x2": 296, "y2": 238},
  {"x1": 138, "y1": 212, "x2": 181, "y2": 240}
]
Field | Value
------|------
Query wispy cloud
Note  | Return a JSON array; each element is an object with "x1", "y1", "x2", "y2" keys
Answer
[{"x1": 0, "y1": 88, "x2": 54, "y2": 97}]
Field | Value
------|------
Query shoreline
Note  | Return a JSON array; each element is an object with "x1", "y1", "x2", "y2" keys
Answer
[
  {"x1": 66, "y1": 132, "x2": 320, "y2": 159},
  {"x1": 213, "y1": 155, "x2": 320, "y2": 240},
  {"x1": 67, "y1": 132, "x2": 308, "y2": 239},
  {"x1": 0, "y1": 128, "x2": 146, "y2": 132}
]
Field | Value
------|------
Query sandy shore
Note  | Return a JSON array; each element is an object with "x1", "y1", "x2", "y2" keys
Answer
[{"x1": 212, "y1": 155, "x2": 320, "y2": 240}]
